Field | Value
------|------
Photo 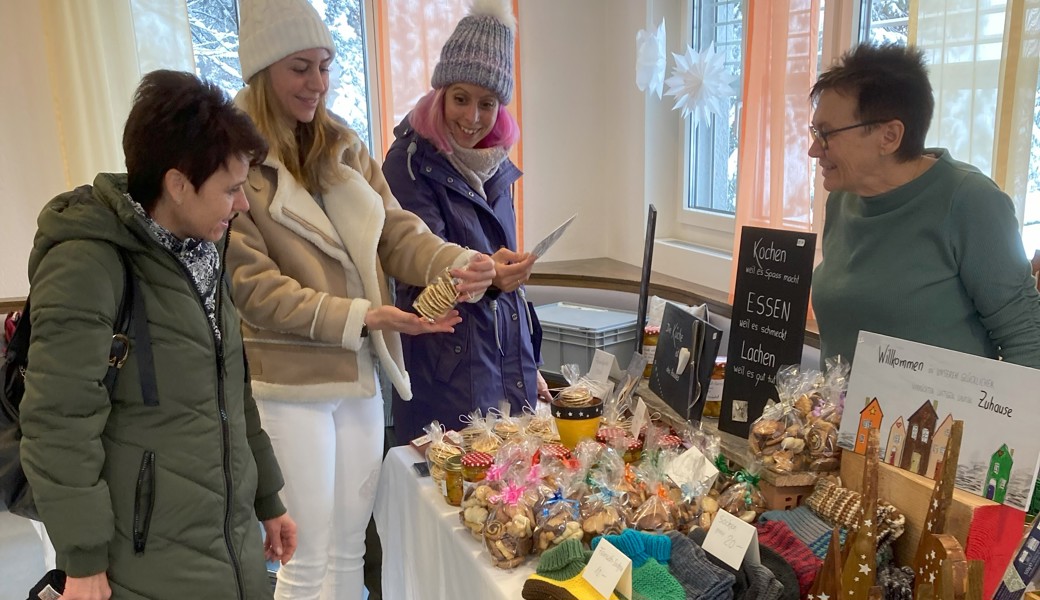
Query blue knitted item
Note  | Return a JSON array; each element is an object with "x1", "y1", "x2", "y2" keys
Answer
[
  {"x1": 592, "y1": 530, "x2": 672, "y2": 568},
  {"x1": 807, "y1": 528, "x2": 848, "y2": 559}
]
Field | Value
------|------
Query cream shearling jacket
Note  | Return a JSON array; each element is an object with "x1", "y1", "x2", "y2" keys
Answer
[{"x1": 226, "y1": 130, "x2": 475, "y2": 403}]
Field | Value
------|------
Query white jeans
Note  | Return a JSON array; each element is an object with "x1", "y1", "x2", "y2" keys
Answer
[{"x1": 258, "y1": 388, "x2": 384, "y2": 600}]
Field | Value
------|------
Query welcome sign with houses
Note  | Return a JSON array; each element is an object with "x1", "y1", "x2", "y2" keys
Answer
[{"x1": 838, "y1": 331, "x2": 1040, "y2": 511}]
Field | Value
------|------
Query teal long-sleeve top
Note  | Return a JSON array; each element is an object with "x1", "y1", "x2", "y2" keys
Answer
[{"x1": 812, "y1": 148, "x2": 1040, "y2": 368}]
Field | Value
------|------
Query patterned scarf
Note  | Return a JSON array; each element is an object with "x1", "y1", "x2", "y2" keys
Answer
[
  {"x1": 126, "y1": 194, "x2": 222, "y2": 341},
  {"x1": 445, "y1": 137, "x2": 508, "y2": 200}
]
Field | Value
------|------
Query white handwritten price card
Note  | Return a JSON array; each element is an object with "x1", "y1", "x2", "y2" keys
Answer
[
  {"x1": 702, "y1": 509, "x2": 760, "y2": 570},
  {"x1": 583, "y1": 538, "x2": 632, "y2": 599},
  {"x1": 838, "y1": 331, "x2": 1040, "y2": 511}
]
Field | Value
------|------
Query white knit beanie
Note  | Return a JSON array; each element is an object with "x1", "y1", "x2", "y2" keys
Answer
[{"x1": 238, "y1": 0, "x2": 335, "y2": 83}]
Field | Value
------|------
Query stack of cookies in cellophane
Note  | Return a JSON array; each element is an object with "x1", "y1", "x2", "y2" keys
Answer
[
  {"x1": 748, "y1": 356, "x2": 849, "y2": 474},
  {"x1": 413, "y1": 268, "x2": 459, "y2": 321}
]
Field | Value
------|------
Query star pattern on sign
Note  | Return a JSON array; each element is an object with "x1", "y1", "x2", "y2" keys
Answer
[
  {"x1": 859, "y1": 563, "x2": 871, "y2": 574},
  {"x1": 861, "y1": 554, "x2": 866, "y2": 560},
  {"x1": 863, "y1": 519, "x2": 872, "y2": 527},
  {"x1": 933, "y1": 499, "x2": 939, "y2": 509},
  {"x1": 930, "y1": 550, "x2": 936, "y2": 560},
  {"x1": 927, "y1": 520, "x2": 933, "y2": 531},
  {"x1": 854, "y1": 576, "x2": 860, "y2": 582},
  {"x1": 929, "y1": 572, "x2": 936, "y2": 583},
  {"x1": 819, "y1": 594, "x2": 830, "y2": 600}
]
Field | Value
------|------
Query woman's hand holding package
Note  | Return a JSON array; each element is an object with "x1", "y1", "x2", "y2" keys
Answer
[
  {"x1": 491, "y1": 248, "x2": 536, "y2": 293},
  {"x1": 61, "y1": 573, "x2": 111, "y2": 600},
  {"x1": 368, "y1": 306, "x2": 463, "y2": 335},
  {"x1": 452, "y1": 252, "x2": 496, "y2": 299}
]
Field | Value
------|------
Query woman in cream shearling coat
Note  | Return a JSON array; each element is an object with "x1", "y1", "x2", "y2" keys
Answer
[{"x1": 226, "y1": 1, "x2": 494, "y2": 598}]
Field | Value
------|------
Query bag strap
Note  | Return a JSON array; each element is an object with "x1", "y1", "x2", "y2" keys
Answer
[{"x1": 102, "y1": 250, "x2": 158, "y2": 407}]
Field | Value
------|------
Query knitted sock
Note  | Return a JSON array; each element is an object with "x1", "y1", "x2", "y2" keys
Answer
[
  {"x1": 690, "y1": 527, "x2": 749, "y2": 598},
  {"x1": 808, "y1": 527, "x2": 848, "y2": 559},
  {"x1": 631, "y1": 557, "x2": 685, "y2": 600},
  {"x1": 590, "y1": 531, "x2": 683, "y2": 599},
  {"x1": 760, "y1": 506, "x2": 832, "y2": 546},
  {"x1": 537, "y1": 538, "x2": 591, "y2": 581},
  {"x1": 665, "y1": 531, "x2": 735, "y2": 600},
  {"x1": 591, "y1": 529, "x2": 672, "y2": 568},
  {"x1": 746, "y1": 561, "x2": 783, "y2": 600},
  {"x1": 523, "y1": 573, "x2": 618, "y2": 600},
  {"x1": 876, "y1": 563, "x2": 914, "y2": 600},
  {"x1": 756, "y1": 520, "x2": 822, "y2": 596},
  {"x1": 757, "y1": 545, "x2": 799, "y2": 600}
]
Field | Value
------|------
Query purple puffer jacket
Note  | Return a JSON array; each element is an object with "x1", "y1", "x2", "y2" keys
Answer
[{"x1": 383, "y1": 118, "x2": 541, "y2": 441}]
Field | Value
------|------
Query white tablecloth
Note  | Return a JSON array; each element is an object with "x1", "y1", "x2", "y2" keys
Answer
[{"x1": 374, "y1": 446, "x2": 535, "y2": 600}]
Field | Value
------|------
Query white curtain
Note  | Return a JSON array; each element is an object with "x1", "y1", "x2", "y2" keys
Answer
[{"x1": 912, "y1": 0, "x2": 1040, "y2": 224}]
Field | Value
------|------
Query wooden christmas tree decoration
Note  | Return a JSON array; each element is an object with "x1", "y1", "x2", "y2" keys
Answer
[
  {"x1": 807, "y1": 529, "x2": 842, "y2": 600},
  {"x1": 913, "y1": 420, "x2": 964, "y2": 597},
  {"x1": 965, "y1": 560, "x2": 985, "y2": 600},
  {"x1": 840, "y1": 427, "x2": 880, "y2": 597},
  {"x1": 916, "y1": 533, "x2": 968, "y2": 599}
]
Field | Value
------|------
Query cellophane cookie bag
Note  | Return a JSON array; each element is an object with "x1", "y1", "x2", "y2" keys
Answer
[
  {"x1": 580, "y1": 445, "x2": 630, "y2": 544},
  {"x1": 424, "y1": 420, "x2": 462, "y2": 486},
  {"x1": 716, "y1": 462, "x2": 768, "y2": 523},
  {"x1": 531, "y1": 459, "x2": 584, "y2": 554}
]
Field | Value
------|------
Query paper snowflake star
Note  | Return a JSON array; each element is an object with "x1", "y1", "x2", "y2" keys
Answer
[
  {"x1": 635, "y1": 20, "x2": 666, "y2": 98},
  {"x1": 664, "y1": 44, "x2": 737, "y2": 125}
]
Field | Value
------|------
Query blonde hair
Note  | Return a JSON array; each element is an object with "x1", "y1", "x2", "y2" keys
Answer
[{"x1": 240, "y1": 69, "x2": 349, "y2": 194}]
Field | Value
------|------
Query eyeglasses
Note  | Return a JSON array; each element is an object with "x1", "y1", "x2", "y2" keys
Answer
[{"x1": 809, "y1": 120, "x2": 889, "y2": 150}]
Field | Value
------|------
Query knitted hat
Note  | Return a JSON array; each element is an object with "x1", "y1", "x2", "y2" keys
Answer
[
  {"x1": 665, "y1": 531, "x2": 735, "y2": 600},
  {"x1": 237, "y1": 0, "x2": 335, "y2": 83},
  {"x1": 537, "y1": 538, "x2": 592, "y2": 582},
  {"x1": 756, "y1": 520, "x2": 822, "y2": 596},
  {"x1": 431, "y1": 0, "x2": 516, "y2": 103}
]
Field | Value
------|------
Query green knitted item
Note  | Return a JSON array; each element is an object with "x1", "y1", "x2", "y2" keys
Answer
[
  {"x1": 537, "y1": 538, "x2": 590, "y2": 581},
  {"x1": 632, "y1": 558, "x2": 685, "y2": 600}
]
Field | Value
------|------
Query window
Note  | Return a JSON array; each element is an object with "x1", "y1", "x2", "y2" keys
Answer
[
  {"x1": 186, "y1": 0, "x2": 373, "y2": 148},
  {"x1": 911, "y1": 424, "x2": 919, "y2": 440},
  {"x1": 859, "y1": 0, "x2": 909, "y2": 44},
  {"x1": 921, "y1": 428, "x2": 930, "y2": 444},
  {"x1": 686, "y1": 0, "x2": 743, "y2": 215}
]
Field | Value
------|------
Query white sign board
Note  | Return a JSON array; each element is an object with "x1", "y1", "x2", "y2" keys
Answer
[{"x1": 838, "y1": 331, "x2": 1040, "y2": 511}]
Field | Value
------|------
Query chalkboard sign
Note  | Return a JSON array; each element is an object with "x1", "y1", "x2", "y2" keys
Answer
[
  {"x1": 719, "y1": 226, "x2": 816, "y2": 438},
  {"x1": 649, "y1": 303, "x2": 722, "y2": 420}
]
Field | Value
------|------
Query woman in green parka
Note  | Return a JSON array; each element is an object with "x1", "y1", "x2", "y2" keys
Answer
[{"x1": 19, "y1": 70, "x2": 296, "y2": 600}]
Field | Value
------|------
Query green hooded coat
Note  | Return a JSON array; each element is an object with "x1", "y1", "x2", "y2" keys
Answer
[{"x1": 19, "y1": 173, "x2": 285, "y2": 599}]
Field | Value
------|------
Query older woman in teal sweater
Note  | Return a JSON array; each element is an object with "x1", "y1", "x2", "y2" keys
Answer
[{"x1": 809, "y1": 43, "x2": 1040, "y2": 367}]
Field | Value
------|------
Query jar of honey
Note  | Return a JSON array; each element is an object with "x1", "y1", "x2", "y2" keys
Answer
[
  {"x1": 702, "y1": 358, "x2": 726, "y2": 418},
  {"x1": 460, "y1": 451, "x2": 493, "y2": 486},
  {"x1": 642, "y1": 326, "x2": 660, "y2": 377},
  {"x1": 444, "y1": 455, "x2": 464, "y2": 506}
]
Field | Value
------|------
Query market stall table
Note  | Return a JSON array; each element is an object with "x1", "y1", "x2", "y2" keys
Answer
[{"x1": 374, "y1": 445, "x2": 535, "y2": 600}]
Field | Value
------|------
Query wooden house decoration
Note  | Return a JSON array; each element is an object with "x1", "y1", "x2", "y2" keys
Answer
[
  {"x1": 885, "y1": 416, "x2": 906, "y2": 466},
  {"x1": 901, "y1": 399, "x2": 938, "y2": 475},
  {"x1": 927, "y1": 414, "x2": 954, "y2": 479},
  {"x1": 854, "y1": 397, "x2": 884, "y2": 455},
  {"x1": 984, "y1": 444, "x2": 1013, "y2": 503}
]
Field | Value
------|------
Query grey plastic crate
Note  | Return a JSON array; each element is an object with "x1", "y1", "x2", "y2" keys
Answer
[{"x1": 536, "y1": 302, "x2": 638, "y2": 377}]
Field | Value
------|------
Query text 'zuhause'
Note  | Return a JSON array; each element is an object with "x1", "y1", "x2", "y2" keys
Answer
[{"x1": 877, "y1": 345, "x2": 925, "y2": 371}]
